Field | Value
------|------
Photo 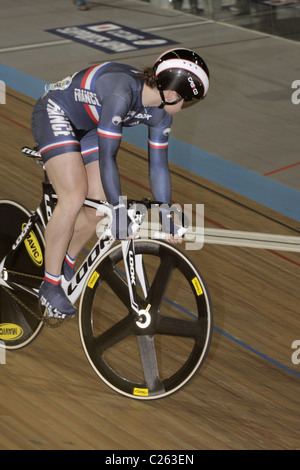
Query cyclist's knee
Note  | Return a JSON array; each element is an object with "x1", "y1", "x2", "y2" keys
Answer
[{"x1": 57, "y1": 190, "x2": 86, "y2": 217}]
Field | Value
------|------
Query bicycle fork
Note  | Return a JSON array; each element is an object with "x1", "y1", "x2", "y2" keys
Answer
[
  {"x1": 121, "y1": 238, "x2": 165, "y2": 394},
  {"x1": 121, "y1": 239, "x2": 151, "y2": 329}
]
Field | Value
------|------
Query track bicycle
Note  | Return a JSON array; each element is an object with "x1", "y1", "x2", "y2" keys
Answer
[{"x1": 0, "y1": 147, "x2": 213, "y2": 400}]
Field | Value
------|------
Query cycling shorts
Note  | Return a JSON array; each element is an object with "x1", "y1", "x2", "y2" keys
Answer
[{"x1": 31, "y1": 97, "x2": 98, "y2": 165}]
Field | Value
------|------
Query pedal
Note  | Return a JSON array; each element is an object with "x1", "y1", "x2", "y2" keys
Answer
[{"x1": 39, "y1": 292, "x2": 76, "y2": 320}]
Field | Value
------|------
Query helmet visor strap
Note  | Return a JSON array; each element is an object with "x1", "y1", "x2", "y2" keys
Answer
[{"x1": 158, "y1": 90, "x2": 183, "y2": 109}]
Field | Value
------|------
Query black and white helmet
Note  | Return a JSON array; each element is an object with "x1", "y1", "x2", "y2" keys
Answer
[{"x1": 153, "y1": 48, "x2": 210, "y2": 103}]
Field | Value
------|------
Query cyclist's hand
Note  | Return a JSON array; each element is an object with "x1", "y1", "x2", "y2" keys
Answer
[
  {"x1": 112, "y1": 203, "x2": 138, "y2": 240},
  {"x1": 164, "y1": 233, "x2": 183, "y2": 245},
  {"x1": 159, "y1": 207, "x2": 185, "y2": 244}
]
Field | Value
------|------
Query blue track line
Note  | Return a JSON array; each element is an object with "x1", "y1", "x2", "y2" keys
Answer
[
  {"x1": 213, "y1": 326, "x2": 300, "y2": 379},
  {"x1": 163, "y1": 296, "x2": 300, "y2": 379}
]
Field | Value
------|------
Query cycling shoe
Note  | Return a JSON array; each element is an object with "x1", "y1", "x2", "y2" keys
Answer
[{"x1": 38, "y1": 280, "x2": 76, "y2": 319}]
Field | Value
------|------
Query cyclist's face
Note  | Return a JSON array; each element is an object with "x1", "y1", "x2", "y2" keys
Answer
[
  {"x1": 163, "y1": 92, "x2": 199, "y2": 115},
  {"x1": 163, "y1": 92, "x2": 184, "y2": 115},
  {"x1": 164, "y1": 99, "x2": 184, "y2": 115}
]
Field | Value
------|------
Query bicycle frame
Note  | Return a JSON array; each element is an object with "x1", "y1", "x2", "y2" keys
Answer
[
  {"x1": 0, "y1": 151, "x2": 147, "y2": 321},
  {"x1": 40, "y1": 183, "x2": 145, "y2": 312}
]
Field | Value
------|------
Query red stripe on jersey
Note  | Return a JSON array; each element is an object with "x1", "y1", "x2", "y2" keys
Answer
[
  {"x1": 83, "y1": 103, "x2": 98, "y2": 123},
  {"x1": 39, "y1": 141, "x2": 80, "y2": 154},
  {"x1": 97, "y1": 129, "x2": 122, "y2": 139},
  {"x1": 148, "y1": 141, "x2": 168, "y2": 149}
]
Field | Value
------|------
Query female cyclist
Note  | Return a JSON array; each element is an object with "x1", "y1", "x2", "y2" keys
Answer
[{"x1": 31, "y1": 47, "x2": 210, "y2": 318}]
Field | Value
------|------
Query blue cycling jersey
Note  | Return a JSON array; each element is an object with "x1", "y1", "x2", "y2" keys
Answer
[{"x1": 31, "y1": 62, "x2": 173, "y2": 206}]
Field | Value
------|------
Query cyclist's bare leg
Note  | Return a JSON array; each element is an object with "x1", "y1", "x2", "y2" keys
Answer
[
  {"x1": 43, "y1": 151, "x2": 88, "y2": 277},
  {"x1": 66, "y1": 160, "x2": 106, "y2": 259}
]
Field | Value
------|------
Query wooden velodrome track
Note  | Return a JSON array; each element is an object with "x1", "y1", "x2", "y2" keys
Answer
[{"x1": 0, "y1": 88, "x2": 299, "y2": 451}]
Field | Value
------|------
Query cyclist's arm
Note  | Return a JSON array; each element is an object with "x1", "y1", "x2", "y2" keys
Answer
[
  {"x1": 97, "y1": 94, "x2": 137, "y2": 239},
  {"x1": 97, "y1": 95, "x2": 128, "y2": 206},
  {"x1": 148, "y1": 124, "x2": 185, "y2": 240},
  {"x1": 148, "y1": 125, "x2": 171, "y2": 204}
]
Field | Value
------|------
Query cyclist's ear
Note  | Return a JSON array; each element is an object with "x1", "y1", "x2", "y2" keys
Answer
[{"x1": 164, "y1": 90, "x2": 178, "y2": 102}]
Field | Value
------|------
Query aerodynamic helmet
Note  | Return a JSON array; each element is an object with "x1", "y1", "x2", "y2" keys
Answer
[{"x1": 153, "y1": 48, "x2": 210, "y2": 105}]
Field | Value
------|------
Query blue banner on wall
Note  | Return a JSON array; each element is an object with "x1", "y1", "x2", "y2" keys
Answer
[{"x1": 46, "y1": 22, "x2": 178, "y2": 54}]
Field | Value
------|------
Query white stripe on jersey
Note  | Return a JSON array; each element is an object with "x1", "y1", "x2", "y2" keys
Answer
[
  {"x1": 84, "y1": 62, "x2": 110, "y2": 89},
  {"x1": 148, "y1": 139, "x2": 168, "y2": 149}
]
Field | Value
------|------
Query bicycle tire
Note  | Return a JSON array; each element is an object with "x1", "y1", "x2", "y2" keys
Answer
[
  {"x1": 78, "y1": 239, "x2": 213, "y2": 400},
  {"x1": 0, "y1": 199, "x2": 45, "y2": 350}
]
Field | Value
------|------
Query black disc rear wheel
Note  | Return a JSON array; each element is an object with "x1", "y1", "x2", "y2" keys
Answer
[{"x1": 0, "y1": 200, "x2": 45, "y2": 349}]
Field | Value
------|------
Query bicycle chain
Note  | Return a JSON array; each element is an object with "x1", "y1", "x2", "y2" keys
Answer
[{"x1": 3, "y1": 270, "x2": 64, "y2": 328}]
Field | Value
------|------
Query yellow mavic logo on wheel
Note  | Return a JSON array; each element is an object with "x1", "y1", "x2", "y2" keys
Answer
[
  {"x1": 191, "y1": 277, "x2": 203, "y2": 296},
  {"x1": 22, "y1": 223, "x2": 43, "y2": 267},
  {"x1": 0, "y1": 323, "x2": 23, "y2": 341},
  {"x1": 133, "y1": 387, "x2": 149, "y2": 397},
  {"x1": 88, "y1": 271, "x2": 100, "y2": 289}
]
